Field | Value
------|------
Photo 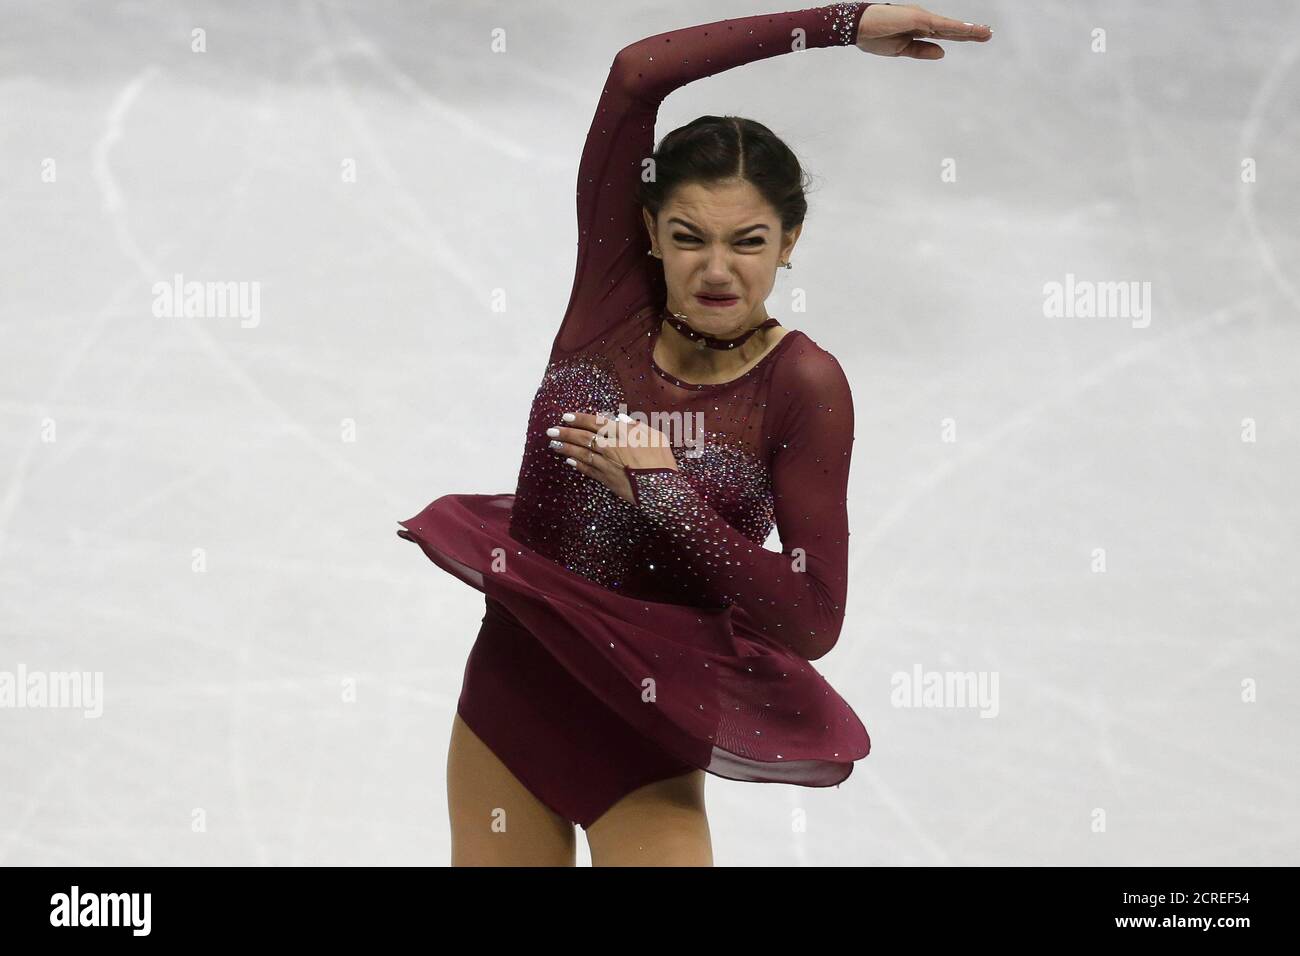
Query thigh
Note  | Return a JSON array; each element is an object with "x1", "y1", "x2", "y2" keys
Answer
[
  {"x1": 584, "y1": 769, "x2": 713, "y2": 867},
  {"x1": 446, "y1": 712, "x2": 576, "y2": 866}
]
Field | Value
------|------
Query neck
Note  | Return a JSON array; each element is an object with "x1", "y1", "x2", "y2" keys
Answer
[{"x1": 655, "y1": 305, "x2": 782, "y2": 382}]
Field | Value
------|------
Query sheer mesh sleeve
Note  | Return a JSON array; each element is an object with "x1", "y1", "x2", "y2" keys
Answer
[
  {"x1": 550, "y1": 3, "x2": 873, "y2": 359},
  {"x1": 624, "y1": 345, "x2": 855, "y2": 661}
]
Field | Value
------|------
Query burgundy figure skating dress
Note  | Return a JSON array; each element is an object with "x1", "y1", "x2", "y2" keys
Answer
[{"x1": 397, "y1": 2, "x2": 874, "y2": 830}]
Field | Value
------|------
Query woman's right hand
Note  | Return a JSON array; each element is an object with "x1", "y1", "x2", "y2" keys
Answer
[{"x1": 855, "y1": 3, "x2": 992, "y2": 59}]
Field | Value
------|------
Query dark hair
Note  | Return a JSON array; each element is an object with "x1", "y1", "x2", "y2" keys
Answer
[{"x1": 635, "y1": 115, "x2": 812, "y2": 235}]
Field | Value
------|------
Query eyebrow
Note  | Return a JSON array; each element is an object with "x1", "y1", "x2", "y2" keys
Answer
[{"x1": 667, "y1": 217, "x2": 770, "y2": 236}]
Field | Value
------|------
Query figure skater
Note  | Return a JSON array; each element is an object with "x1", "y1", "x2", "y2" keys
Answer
[{"x1": 397, "y1": 1, "x2": 992, "y2": 866}]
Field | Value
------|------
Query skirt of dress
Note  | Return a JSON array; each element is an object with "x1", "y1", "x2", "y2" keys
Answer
[
  {"x1": 397, "y1": 492, "x2": 871, "y2": 788},
  {"x1": 458, "y1": 594, "x2": 698, "y2": 829}
]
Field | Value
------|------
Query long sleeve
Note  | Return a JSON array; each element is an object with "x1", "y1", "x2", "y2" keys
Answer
[
  {"x1": 551, "y1": 3, "x2": 872, "y2": 359},
  {"x1": 624, "y1": 346, "x2": 855, "y2": 661}
]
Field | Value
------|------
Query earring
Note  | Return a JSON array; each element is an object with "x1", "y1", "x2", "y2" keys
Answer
[
  {"x1": 779, "y1": 260, "x2": 793, "y2": 269},
  {"x1": 647, "y1": 249, "x2": 661, "y2": 259}
]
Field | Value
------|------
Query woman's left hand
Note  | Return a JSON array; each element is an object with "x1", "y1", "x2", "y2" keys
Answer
[
  {"x1": 546, "y1": 411, "x2": 677, "y2": 503},
  {"x1": 855, "y1": 3, "x2": 992, "y2": 59}
]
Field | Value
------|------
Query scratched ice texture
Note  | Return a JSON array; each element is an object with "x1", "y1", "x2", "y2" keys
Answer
[{"x1": 0, "y1": 0, "x2": 1296, "y2": 866}]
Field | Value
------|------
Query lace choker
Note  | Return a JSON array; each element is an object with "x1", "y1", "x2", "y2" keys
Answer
[{"x1": 662, "y1": 308, "x2": 780, "y2": 350}]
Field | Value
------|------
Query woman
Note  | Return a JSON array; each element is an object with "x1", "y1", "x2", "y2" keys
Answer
[{"x1": 397, "y1": 2, "x2": 991, "y2": 866}]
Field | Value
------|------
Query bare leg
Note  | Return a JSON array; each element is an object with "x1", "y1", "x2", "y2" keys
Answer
[
  {"x1": 584, "y1": 770, "x2": 713, "y2": 866},
  {"x1": 446, "y1": 713, "x2": 577, "y2": 866}
]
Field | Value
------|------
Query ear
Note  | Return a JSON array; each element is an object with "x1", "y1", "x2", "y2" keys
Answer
[
  {"x1": 641, "y1": 207, "x2": 658, "y2": 252},
  {"x1": 780, "y1": 223, "x2": 803, "y2": 262}
]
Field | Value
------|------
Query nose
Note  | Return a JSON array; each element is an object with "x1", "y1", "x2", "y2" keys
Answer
[{"x1": 702, "y1": 245, "x2": 734, "y2": 283}]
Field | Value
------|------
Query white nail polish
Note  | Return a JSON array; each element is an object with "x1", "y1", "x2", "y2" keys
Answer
[
  {"x1": 565, "y1": 457, "x2": 577, "y2": 467},
  {"x1": 562, "y1": 412, "x2": 576, "y2": 422},
  {"x1": 547, "y1": 427, "x2": 560, "y2": 437}
]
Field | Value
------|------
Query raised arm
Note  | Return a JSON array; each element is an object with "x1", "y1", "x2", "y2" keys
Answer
[
  {"x1": 550, "y1": 3, "x2": 873, "y2": 359},
  {"x1": 623, "y1": 346, "x2": 855, "y2": 661}
]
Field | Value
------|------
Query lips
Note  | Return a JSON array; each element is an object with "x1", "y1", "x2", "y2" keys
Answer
[{"x1": 695, "y1": 293, "x2": 739, "y2": 307}]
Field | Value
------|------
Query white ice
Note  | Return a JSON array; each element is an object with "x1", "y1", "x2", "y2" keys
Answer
[{"x1": 0, "y1": 0, "x2": 1296, "y2": 866}]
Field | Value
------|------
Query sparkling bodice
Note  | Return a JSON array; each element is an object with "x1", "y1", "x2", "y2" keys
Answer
[{"x1": 509, "y1": 309, "x2": 785, "y2": 605}]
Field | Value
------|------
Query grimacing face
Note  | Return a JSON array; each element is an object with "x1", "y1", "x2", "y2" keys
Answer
[{"x1": 642, "y1": 178, "x2": 802, "y2": 338}]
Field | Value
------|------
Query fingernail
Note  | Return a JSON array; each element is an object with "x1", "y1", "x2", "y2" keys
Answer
[
  {"x1": 565, "y1": 457, "x2": 577, "y2": 467},
  {"x1": 546, "y1": 427, "x2": 560, "y2": 437},
  {"x1": 562, "y1": 412, "x2": 576, "y2": 422},
  {"x1": 549, "y1": 439, "x2": 563, "y2": 450}
]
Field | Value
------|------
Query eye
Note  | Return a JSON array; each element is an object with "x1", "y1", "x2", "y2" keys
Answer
[{"x1": 669, "y1": 233, "x2": 765, "y2": 247}]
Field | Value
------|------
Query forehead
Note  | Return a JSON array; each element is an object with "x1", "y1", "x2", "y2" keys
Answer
[{"x1": 663, "y1": 180, "x2": 776, "y2": 225}]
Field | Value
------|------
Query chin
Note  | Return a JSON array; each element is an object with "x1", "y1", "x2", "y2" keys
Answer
[{"x1": 684, "y1": 302, "x2": 749, "y2": 331}]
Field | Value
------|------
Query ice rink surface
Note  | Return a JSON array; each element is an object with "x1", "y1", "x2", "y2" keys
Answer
[{"x1": 1, "y1": 0, "x2": 1296, "y2": 865}]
